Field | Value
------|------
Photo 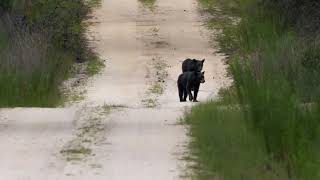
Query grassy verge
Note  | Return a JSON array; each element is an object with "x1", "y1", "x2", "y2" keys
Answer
[
  {"x1": 0, "y1": 0, "x2": 101, "y2": 107},
  {"x1": 184, "y1": 0, "x2": 320, "y2": 179},
  {"x1": 185, "y1": 96, "x2": 289, "y2": 179}
]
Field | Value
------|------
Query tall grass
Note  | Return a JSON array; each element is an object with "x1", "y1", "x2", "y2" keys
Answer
[
  {"x1": 0, "y1": 17, "x2": 71, "y2": 106},
  {"x1": 184, "y1": 0, "x2": 320, "y2": 179},
  {"x1": 185, "y1": 97, "x2": 289, "y2": 180},
  {"x1": 0, "y1": 0, "x2": 98, "y2": 107},
  {"x1": 230, "y1": 21, "x2": 320, "y2": 178}
]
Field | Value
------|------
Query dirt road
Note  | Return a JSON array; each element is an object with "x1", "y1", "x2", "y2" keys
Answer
[{"x1": 0, "y1": 0, "x2": 229, "y2": 179}]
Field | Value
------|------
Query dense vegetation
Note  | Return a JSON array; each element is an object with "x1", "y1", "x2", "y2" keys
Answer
[
  {"x1": 0, "y1": 0, "x2": 97, "y2": 107},
  {"x1": 185, "y1": 0, "x2": 320, "y2": 179}
]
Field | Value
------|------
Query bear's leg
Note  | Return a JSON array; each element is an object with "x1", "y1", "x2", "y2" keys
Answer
[
  {"x1": 178, "y1": 85, "x2": 184, "y2": 102},
  {"x1": 193, "y1": 86, "x2": 199, "y2": 102},
  {"x1": 183, "y1": 88, "x2": 188, "y2": 101},
  {"x1": 187, "y1": 86, "x2": 193, "y2": 101}
]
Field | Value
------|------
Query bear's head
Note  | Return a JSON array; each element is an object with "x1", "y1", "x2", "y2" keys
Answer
[
  {"x1": 195, "y1": 71, "x2": 205, "y2": 83},
  {"x1": 193, "y1": 59, "x2": 205, "y2": 72}
]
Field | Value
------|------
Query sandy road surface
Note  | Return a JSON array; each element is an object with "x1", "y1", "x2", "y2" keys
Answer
[{"x1": 0, "y1": 0, "x2": 229, "y2": 179}]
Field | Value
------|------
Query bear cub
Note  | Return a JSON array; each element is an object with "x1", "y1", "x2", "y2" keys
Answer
[
  {"x1": 182, "y1": 58, "x2": 205, "y2": 72},
  {"x1": 177, "y1": 71, "x2": 205, "y2": 102}
]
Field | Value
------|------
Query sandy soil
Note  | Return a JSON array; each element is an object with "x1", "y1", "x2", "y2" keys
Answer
[{"x1": 0, "y1": 0, "x2": 229, "y2": 179}]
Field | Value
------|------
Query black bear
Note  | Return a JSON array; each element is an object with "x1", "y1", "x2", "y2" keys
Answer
[
  {"x1": 182, "y1": 58, "x2": 205, "y2": 72},
  {"x1": 177, "y1": 71, "x2": 205, "y2": 102}
]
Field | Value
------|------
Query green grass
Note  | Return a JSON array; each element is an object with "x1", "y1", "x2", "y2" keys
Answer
[
  {"x1": 184, "y1": 0, "x2": 320, "y2": 179},
  {"x1": 0, "y1": 46, "x2": 73, "y2": 107},
  {"x1": 87, "y1": 0, "x2": 102, "y2": 8},
  {"x1": 184, "y1": 99, "x2": 289, "y2": 180},
  {"x1": 142, "y1": 98, "x2": 158, "y2": 108},
  {"x1": 138, "y1": 0, "x2": 156, "y2": 10},
  {"x1": 86, "y1": 57, "x2": 105, "y2": 76},
  {"x1": 0, "y1": 22, "x2": 8, "y2": 50},
  {"x1": 101, "y1": 103, "x2": 127, "y2": 114},
  {"x1": 60, "y1": 147, "x2": 92, "y2": 155},
  {"x1": 0, "y1": 0, "x2": 101, "y2": 107}
]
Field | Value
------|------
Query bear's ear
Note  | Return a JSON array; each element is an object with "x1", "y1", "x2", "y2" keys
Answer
[{"x1": 202, "y1": 59, "x2": 205, "y2": 63}]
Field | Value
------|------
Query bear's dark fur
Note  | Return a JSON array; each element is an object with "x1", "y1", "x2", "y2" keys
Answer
[
  {"x1": 182, "y1": 58, "x2": 205, "y2": 72},
  {"x1": 177, "y1": 71, "x2": 205, "y2": 102}
]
